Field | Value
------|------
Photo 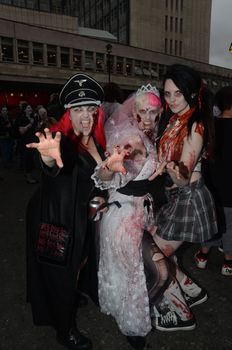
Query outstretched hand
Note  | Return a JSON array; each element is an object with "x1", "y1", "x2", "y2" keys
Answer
[
  {"x1": 149, "y1": 160, "x2": 189, "y2": 182},
  {"x1": 26, "y1": 128, "x2": 63, "y2": 168},
  {"x1": 102, "y1": 146, "x2": 131, "y2": 175}
]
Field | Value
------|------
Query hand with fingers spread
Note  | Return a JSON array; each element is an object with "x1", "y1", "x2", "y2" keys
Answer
[
  {"x1": 102, "y1": 145, "x2": 131, "y2": 175},
  {"x1": 26, "y1": 128, "x2": 63, "y2": 168}
]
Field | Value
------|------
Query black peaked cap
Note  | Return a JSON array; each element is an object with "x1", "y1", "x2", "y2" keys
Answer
[{"x1": 60, "y1": 73, "x2": 104, "y2": 108}]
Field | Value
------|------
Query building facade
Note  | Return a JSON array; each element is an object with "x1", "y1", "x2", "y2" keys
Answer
[
  {"x1": 129, "y1": 0, "x2": 212, "y2": 63},
  {"x1": 0, "y1": 1, "x2": 231, "y2": 108},
  {"x1": 78, "y1": 0, "x2": 212, "y2": 63}
]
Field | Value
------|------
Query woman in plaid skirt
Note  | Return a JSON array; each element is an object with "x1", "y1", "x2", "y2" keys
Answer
[{"x1": 149, "y1": 64, "x2": 218, "y2": 330}]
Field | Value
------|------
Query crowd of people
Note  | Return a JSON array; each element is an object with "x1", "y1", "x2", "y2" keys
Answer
[
  {"x1": 0, "y1": 95, "x2": 64, "y2": 183},
  {"x1": 2, "y1": 65, "x2": 231, "y2": 350}
]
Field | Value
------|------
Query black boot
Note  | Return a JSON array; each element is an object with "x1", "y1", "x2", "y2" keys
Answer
[
  {"x1": 126, "y1": 336, "x2": 146, "y2": 349},
  {"x1": 76, "y1": 292, "x2": 89, "y2": 308},
  {"x1": 57, "y1": 327, "x2": 92, "y2": 350}
]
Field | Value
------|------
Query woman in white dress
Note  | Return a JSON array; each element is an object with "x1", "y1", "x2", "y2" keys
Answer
[{"x1": 92, "y1": 88, "x2": 194, "y2": 349}]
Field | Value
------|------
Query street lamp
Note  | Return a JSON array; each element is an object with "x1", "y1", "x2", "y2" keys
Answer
[{"x1": 106, "y1": 43, "x2": 112, "y2": 83}]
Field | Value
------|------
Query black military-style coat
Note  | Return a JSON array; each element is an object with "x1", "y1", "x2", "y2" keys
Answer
[{"x1": 26, "y1": 135, "x2": 106, "y2": 327}]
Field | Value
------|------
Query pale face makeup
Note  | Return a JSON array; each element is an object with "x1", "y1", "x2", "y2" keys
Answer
[
  {"x1": 135, "y1": 94, "x2": 162, "y2": 132},
  {"x1": 164, "y1": 79, "x2": 190, "y2": 116},
  {"x1": 69, "y1": 105, "x2": 97, "y2": 136}
]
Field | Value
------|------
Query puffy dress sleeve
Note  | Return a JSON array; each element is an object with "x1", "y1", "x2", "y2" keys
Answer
[{"x1": 91, "y1": 162, "x2": 137, "y2": 191}]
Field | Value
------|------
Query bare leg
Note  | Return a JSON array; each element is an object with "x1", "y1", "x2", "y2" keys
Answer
[
  {"x1": 142, "y1": 232, "x2": 193, "y2": 322},
  {"x1": 152, "y1": 233, "x2": 204, "y2": 298}
]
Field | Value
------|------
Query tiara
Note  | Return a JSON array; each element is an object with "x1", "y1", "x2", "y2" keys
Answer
[{"x1": 136, "y1": 83, "x2": 160, "y2": 97}]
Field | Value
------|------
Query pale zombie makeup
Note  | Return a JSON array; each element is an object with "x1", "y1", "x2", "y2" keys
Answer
[
  {"x1": 70, "y1": 105, "x2": 97, "y2": 136},
  {"x1": 163, "y1": 79, "x2": 190, "y2": 116},
  {"x1": 135, "y1": 93, "x2": 162, "y2": 133}
]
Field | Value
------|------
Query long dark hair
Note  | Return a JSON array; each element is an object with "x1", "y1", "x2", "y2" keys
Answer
[{"x1": 163, "y1": 64, "x2": 215, "y2": 157}]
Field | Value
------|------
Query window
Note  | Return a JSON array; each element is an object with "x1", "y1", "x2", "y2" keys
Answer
[
  {"x1": 125, "y1": 58, "x2": 132, "y2": 76},
  {"x1": 134, "y1": 60, "x2": 143, "y2": 76},
  {"x1": 123, "y1": 0, "x2": 127, "y2": 12},
  {"x1": 33, "y1": 42, "x2": 43, "y2": 65},
  {"x1": 119, "y1": 2, "x2": 123, "y2": 14},
  {"x1": 179, "y1": 40, "x2": 182, "y2": 56},
  {"x1": 176, "y1": 0, "x2": 179, "y2": 11},
  {"x1": 165, "y1": 38, "x2": 168, "y2": 53},
  {"x1": 170, "y1": 16, "x2": 173, "y2": 32},
  {"x1": 13, "y1": 0, "x2": 25, "y2": 6},
  {"x1": 50, "y1": 0, "x2": 64, "y2": 14},
  {"x1": 180, "y1": 18, "x2": 183, "y2": 33},
  {"x1": 18, "y1": 40, "x2": 29, "y2": 63},
  {"x1": 151, "y1": 63, "x2": 158, "y2": 78},
  {"x1": 116, "y1": 56, "x2": 123, "y2": 74},
  {"x1": 165, "y1": 16, "x2": 168, "y2": 31},
  {"x1": 73, "y1": 49, "x2": 82, "y2": 69},
  {"x1": 85, "y1": 51, "x2": 94, "y2": 70},
  {"x1": 96, "y1": 53, "x2": 104, "y2": 72},
  {"x1": 39, "y1": 0, "x2": 50, "y2": 11},
  {"x1": 27, "y1": 0, "x2": 39, "y2": 10},
  {"x1": 60, "y1": 47, "x2": 69, "y2": 68},
  {"x1": 175, "y1": 17, "x2": 178, "y2": 32},
  {"x1": 47, "y1": 45, "x2": 57, "y2": 66},
  {"x1": 1, "y1": 37, "x2": 14, "y2": 62},
  {"x1": 169, "y1": 39, "x2": 173, "y2": 55},
  {"x1": 175, "y1": 40, "x2": 178, "y2": 55},
  {"x1": 143, "y1": 62, "x2": 151, "y2": 77},
  {"x1": 0, "y1": 1, "x2": 13, "y2": 4},
  {"x1": 180, "y1": 0, "x2": 183, "y2": 11}
]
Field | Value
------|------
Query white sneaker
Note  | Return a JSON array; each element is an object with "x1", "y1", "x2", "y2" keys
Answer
[
  {"x1": 195, "y1": 251, "x2": 208, "y2": 269},
  {"x1": 221, "y1": 263, "x2": 232, "y2": 276}
]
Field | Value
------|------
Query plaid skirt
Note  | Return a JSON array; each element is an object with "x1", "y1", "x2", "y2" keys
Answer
[{"x1": 154, "y1": 177, "x2": 218, "y2": 243}]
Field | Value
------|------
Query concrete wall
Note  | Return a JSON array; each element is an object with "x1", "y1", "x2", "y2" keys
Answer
[
  {"x1": 183, "y1": 0, "x2": 211, "y2": 62},
  {"x1": 129, "y1": 0, "x2": 165, "y2": 53},
  {"x1": 129, "y1": 0, "x2": 212, "y2": 63}
]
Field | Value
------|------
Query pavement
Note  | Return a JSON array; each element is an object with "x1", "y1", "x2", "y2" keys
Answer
[{"x1": 0, "y1": 163, "x2": 232, "y2": 350}]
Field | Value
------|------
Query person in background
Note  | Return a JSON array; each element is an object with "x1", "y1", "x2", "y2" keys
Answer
[
  {"x1": 149, "y1": 64, "x2": 218, "y2": 330},
  {"x1": 0, "y1": 105, "x2": 15, "y2": 168},
  {"x1": 26, "y1": 73, "x2": 107, "y2": 350},
  {"x1": 36, "y1": 105, "x2": 57, "y2": 131},
  {"x1": 195, "y1": 86, "x2": 232, "y2": 276},
  {"x1": 16, "y1": 103, "x2": 39, "y2": 183}
]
